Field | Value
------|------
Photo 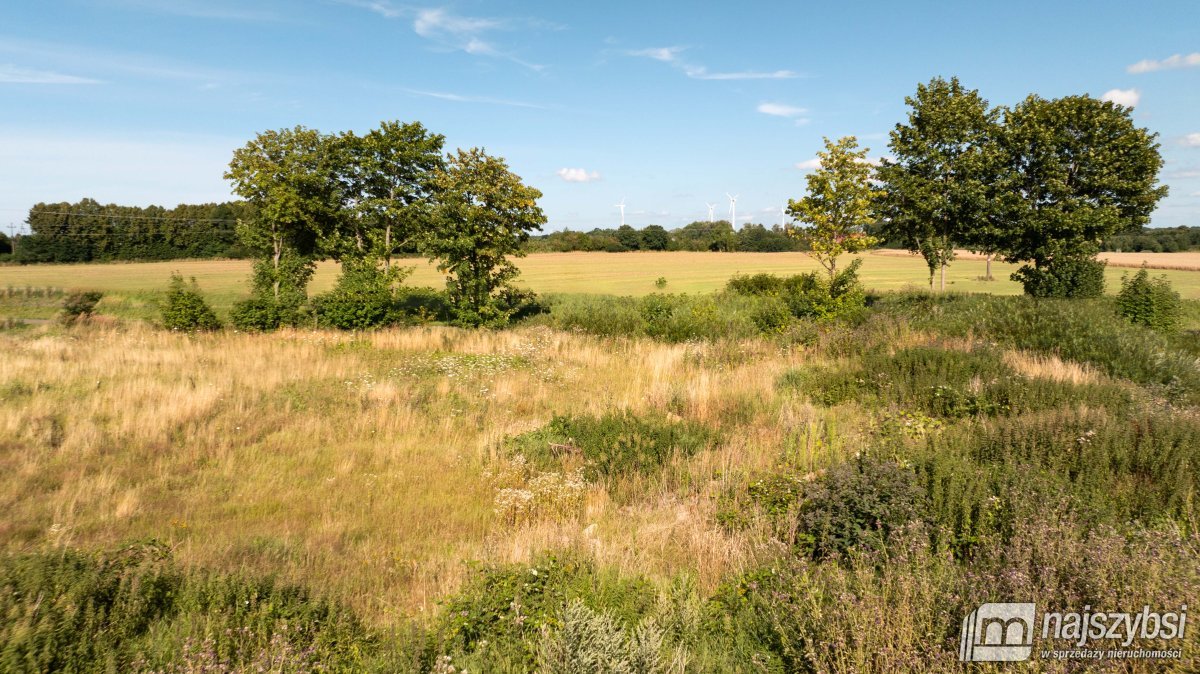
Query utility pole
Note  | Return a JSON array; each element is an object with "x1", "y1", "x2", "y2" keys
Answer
[{"x1": 6, "y1": 223, "x2": 14, "y2": 256}]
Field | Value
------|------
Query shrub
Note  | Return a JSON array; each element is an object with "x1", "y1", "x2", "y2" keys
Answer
[
  {"x1": 60, "y1": 290, "x2": 103, "y2": 324},
  {"x1": 229, "y1": 295, "x2": 291, "y2": 331},
  {"x1": 1011, "y1": 255, "x2": 1106, "y2": 298},
  {"x1": 160, "y1": 274, "x2": 221, "y2": 331},
  {"x1": 311, "y1": 263, "x2": 406, "y2": 330},
  {"x1": 796, "y1": 457, "x2": 926, "y2": 559},
  {"x1": 727, "y1": 258, "x2": 867, "y2": 321},
  {"x1": 509, "y1": 411, "x2": 717, "y2": 482},
  {"x1": 536, "y1": 600, "x2": 681, "y2": 674},
  {"x1": 1116, "y1": 267, "x2": 1181, "y2": 332},
  {"x1": 0, "y1": 541, "x2": 378, "y2": 673}
]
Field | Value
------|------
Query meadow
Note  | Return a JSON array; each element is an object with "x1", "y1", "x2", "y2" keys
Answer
[
  {"x1": 2, "y1": 269, "x2": 1200, "y2": 670},
  {"x1": 6, "y1": 250, "x2": 1200, "y2": 323}
]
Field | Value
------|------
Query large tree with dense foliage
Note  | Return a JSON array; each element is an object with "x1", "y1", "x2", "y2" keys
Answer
[
  {"x1": 787, "y1": 136, "x2": 879, "y2": 281},
  {"x1": 225, "y1": 126, "x2": 341, "y2": 315},
  {"x1": 877, "y1": 77, "x2": 1000, "y2": 289},
  {"x1": 423, "y1": 148, "x2": 547, "y2": 326},
  {"x1": 999, "y1": 95, "x2": 1167, "y2": 297}
]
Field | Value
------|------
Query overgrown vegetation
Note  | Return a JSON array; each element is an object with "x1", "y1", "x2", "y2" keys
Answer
[
  {"x1": 1117, "y1": 266, "x2": 1182, "y2": 332},
  {"x1": 161, "y1": 273, "x2": 222, "y2": 331}
]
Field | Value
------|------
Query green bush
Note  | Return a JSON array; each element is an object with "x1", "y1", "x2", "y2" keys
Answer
[
  {"x1": 432, "y1": 554, "x2": 655, "y2": 670},
  {"x1": 160, "y1": 274, "x2": 221, "y2": 331},
  {"x1": 311, "y1": 263, "x2": 405, "y2": 330},
  {"x1": 60, "y1": 290, "x2": 103, "y2": 324},
  {"x1": 1116, "y1": 267, "x2": 1181, "y2": 332},
  {"x1": 0, "y1": 541, "x2": 379, "y2": 673},
  {"x1": 796, "y1": 457, "x2": 926, "y2": 559},
  {"x1": 1011, "y1": 255, "x2": 1106, "y2": 298},
  {"x1": 727, "y1": 258, "x2": 867, "y2": 321},
  {"x1": 229, "y1": 295, "x2": 291, "y2": 331},
  {"x1": 509, "y1": 411, "x2": 717, "y2": 482}
]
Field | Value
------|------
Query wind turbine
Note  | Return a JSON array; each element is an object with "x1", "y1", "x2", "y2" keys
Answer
[
  {"x1": 779, "y1": 203, "x2": 788, "y2": 227},
  {"x1": 726, "y1": 193, "x2": 739, "y2": 227},
  {"x1": 613, "y1": 198, "x2": 626, "y2": 227},
  {"x1": 705, "y1": 203, "x2": 716, "y2": 223}
]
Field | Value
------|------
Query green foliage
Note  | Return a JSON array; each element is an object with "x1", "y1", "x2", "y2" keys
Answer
[
  {"x1": 878, "y1": 76, "x2": 1001, "y2": 290},
  {"x1": 423, "y1": 148, "x2": 547, "y2": 327},
  {"x1": 1010, "y1": 254, "x2": 1106, "y2": 298},
  {"x1": 60, "y1": 290, "x2": 103, "y2": 324},
  {"x1": 229, "y1": 295, "x2": 291, "y2": 331},
  {"x1": 0, "y1": 541, "x2": 378, "y2": 673},
  {"x1": 797, "y1": 457, "x2": 926, "y2": 559},
  {"x1": 311, "y1": 262, "x2": 411, "y2": 330},
  {"x1": 1116, "y1": 266, "x2": 1181, "y2": 332},
  {"x1": 728, "y1": 259, "x2": 868, "y2": 322},
  {"x1": 782, "y1": 344, "x2": 1132, "y2": 418},
  {"x1": 509, "y1": 411, "x2": 716, "y2": 482},
  {"x1": 875, "y1": 293, "x2": 1200, "y2": 393},
  {"x1": 787, "y1": 136, "x2": 879, "y2": 280},
  {"x1": 536, "y1": 600, "x2": 679, "y2": 674},
  {"x1": 161, "y1": 274, "x2": 222, "y2": 332},
  {"x1": 999, "y1": 95, "x2": 1168, "y2": 289},
  {"x1": 432, "y1": 554, "x2": 655, "y2": 669}
]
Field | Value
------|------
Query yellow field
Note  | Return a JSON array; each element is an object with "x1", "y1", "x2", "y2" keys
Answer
[{"x1": 4, "y1": 250, "x2": 1200, "y2": 320}]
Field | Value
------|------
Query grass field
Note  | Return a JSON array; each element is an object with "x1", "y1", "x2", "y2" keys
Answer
[
  {"x1": 3, "y1": 294, "x2": 1198, "y2": 671},
  {"x1": 5, "y1": 250, "x2": 1200, "y2": 322}
]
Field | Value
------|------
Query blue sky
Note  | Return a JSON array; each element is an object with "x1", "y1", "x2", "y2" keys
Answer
[{"x1": 1, "y1": 0, "x2": 1199, "y2": 234}]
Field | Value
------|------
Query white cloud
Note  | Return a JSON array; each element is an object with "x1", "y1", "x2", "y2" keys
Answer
[
  {"x1": 1127, "y1": 52, "x2": 1200, "y2": 74},
  {"x1": 556, "y1": 168, "x2": 601, "y2": 183},
  {"x1": 1182, "y1": 133, "x2": 1200, "y2": 147},
  {"x1": 794, "y1": 158, "x2": 821, "y2": 171},
  {"x1": 342, "y1": 2, "x2": 545, "y2": 70},
  {"x1": 1101, "y1": 88, "x2": 1140, "y2": 107},
  {"x1": 0, "y1": 64, "x2": 101, "y2": 84},
  {"x1": 629, "y1": 46, "x2": 798, "y2": 81},
  {"x1": 401, "y1": 88, "x2": 544, "y2": 109},
  {"x1": 757, "y1": 103, "x2": 806, "y2": 117}
]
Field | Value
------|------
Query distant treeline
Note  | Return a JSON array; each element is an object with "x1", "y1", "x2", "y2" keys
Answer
[
  {"x1": 526, "y1": 221, "x2": 807, "y2": 253},
  {"x1": 1100, "y1": 226, "x2": 1200, "y2": 253},
  {"x1": 9, "y1": 198, "x2": 256, "y2": 263}
]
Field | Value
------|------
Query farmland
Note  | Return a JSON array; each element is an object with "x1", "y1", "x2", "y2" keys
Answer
[
  {"x1": 6, "y1": 250, "x2": 1200, "y2": 323},
  {"x1": 3, "y1": 270, "x2": 1200, "y2": 669}
]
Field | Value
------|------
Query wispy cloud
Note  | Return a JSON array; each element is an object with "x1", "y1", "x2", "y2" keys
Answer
[
  {"x1": 1182, "y1": 133, "x2": 1200, "y2": 148},
  {"x1": 628, "y1": 46, "x2": 799, "y2": 81},
  {"x1": 341, "y1": 2, "x2": 549, "y2": 71},
  {"x1": 794, "y1": 158, "x2": 821, "y2": 171},
  {"x1": 0, "y1": 37, "x2": 234, "y2": 84},
  {"x1": 1127, "y1": 52, "x2": 1200, "y2": 74},
  {"x1": 401, "y1": 87, "x2": 545, "y2": 109},
  {"x1": 758, "y1": 102, "x2": 810, "y2": 125},
  {"x1": 1101, "y1": 88, "x2": 1140, "y2": 107},
  {"x1": 557, "y1": 168, "x2": 601, "y2": 183},
  {"x1": 0, "y1": 64, "x2": 101, "y2": 84}
]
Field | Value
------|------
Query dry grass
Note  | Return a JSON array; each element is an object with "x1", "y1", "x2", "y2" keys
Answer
[
  {"x1": 1002, "y1": 350, "x2": 1102, "y2": 386},
  {"x1": 0, "y1": 323, "x2": 808, "y2": 626}
]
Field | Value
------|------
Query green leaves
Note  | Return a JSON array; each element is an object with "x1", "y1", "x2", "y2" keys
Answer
[{"x1": 787, "y1": 136, "x2": 879, "y2": 280}]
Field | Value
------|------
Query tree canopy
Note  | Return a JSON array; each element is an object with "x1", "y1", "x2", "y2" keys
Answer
[{"x1": 787, "y1": 136, "x2": 879, "y2": 280}]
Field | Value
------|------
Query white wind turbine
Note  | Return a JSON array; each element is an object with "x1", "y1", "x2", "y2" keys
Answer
[
  {"x1": 779, "y1": 203, "x2": 788, "y2": 227},
  {"x1": 726, "y1": 193, "x2": 739, "y2": 227},
  {"x1": 705, "y1": 203, "x2": 716, "y2": 223},
  {"x1": 614, "y1": 198, "x2": 626, "y2": 227}
]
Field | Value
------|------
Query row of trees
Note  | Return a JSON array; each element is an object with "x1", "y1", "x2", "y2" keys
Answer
[
  {"x1": 526, "y1": 221, "x2": 805, "y2": 253},
  {"x1": 11, "y1": 200, "x2": 255, "y2": 263},
  {"x1": 223, "y1": 121, "x2": 546, "y2": 328},
  {"x1": 1101, "y1": 226, "x2": 1200, "y2": 253},
  {"x1": 790, "y1": 77, "x2": 1168, "y2": 297}
]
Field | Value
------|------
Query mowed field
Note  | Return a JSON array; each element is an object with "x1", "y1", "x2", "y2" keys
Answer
[{"x1": 5, "y1": 250, "x2": 1200, "y2": 321}]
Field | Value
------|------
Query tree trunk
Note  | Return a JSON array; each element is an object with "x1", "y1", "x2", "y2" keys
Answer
[
  {"x1": 940, "y1": 262, "x2": 946, "y2": 291},
  {"x1": 384, "y1": 224, "x2": 392, "y2": 273},
  {"x1": 271, "y1": 227, "x2": 282, "y2": 302},
  {"x1": 985, "y1": 253, "x2": 993, "y2": 281}
]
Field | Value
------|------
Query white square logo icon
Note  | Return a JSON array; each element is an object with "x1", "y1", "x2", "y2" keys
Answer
[{"x1": 959, "y1": 602, "x2": 1036, "y2": 662}]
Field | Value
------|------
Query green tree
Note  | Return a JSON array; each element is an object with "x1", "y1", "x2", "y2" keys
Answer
[
  {"x1": 161, "y1": 274, "x2": 222, "y2": 332},
  {"x1": 423, "y1": 148, "x2": 547, "y2": 326},
  {"x1": 334, "y1": 121, "x2": 445, "y2": 271},
  {"x1": 225, "y1": 126, "x2": 341, "y2": 318},
  {"x1": 615, "y1": 224, "x2": 641, "y2": 250},
  {"x1": 0, "y1": 231, "x2": 10, "y2": 255},
  {"x1": 999, "y1": 95, "x2": 1168, "y2": 297},
  {"x1": 787, "y1": 136, "x2": 879, "y2": 281},
  {"x1": 640, "y1": 225, "x2": 669, "y2": 251},
  {"x1": 878, "y1": 77, "x2": 1000, "y2": 290}
]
